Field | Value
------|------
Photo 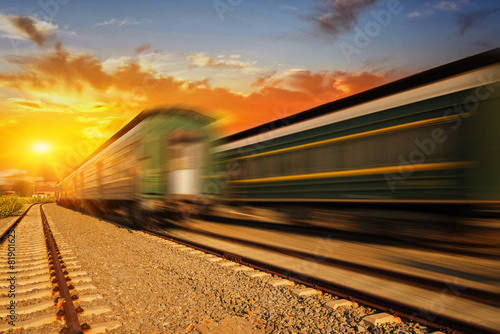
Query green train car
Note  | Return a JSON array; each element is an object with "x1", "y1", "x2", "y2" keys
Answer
[
  {"x1": 56, "y1": 107, "x2": 217, "y2": 219},
  {"x1": 57, "y1": 48, "x2": 500, "y2": 232},
  {"x1": 213, "y1": 48, "x2": 500, "y2": 223}
]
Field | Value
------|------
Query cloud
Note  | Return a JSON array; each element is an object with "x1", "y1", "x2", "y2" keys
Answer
[
  {"x1": 434, "y1": 1, "x2": 461, "y2": 12},
  {"x1": 101, "y1": 56, "x2": 133, "y2": 73},
  {"x1": 407, "y1": 0, "x2": 469, "y2": 19},
  {"x1": 8, "y1": 16, "x2": 53, "y2": 46},
  {"x1": 0, "y1": 118, "x2": 18, "y2": 127},
  {"x1": 135, "y1": 44, "x2": 151, "y2": 54},
  {"x1": 406, "y1": 9, "x2": 434, "y2": 19},
  {"x1": 253, "y1": 69, "x2": 390, "y2": 103},
  {"x1": 0, "y1": 13, "x2": 56, "y2": 45},
  {"x1": 187, "y1": 52, "x2": 255, "y2": 70},
  {"x1": 406, "y1": 1, "x2": 496, "y2": 37},
  {"x1": 0, "y1": 41, "x2": 397, "y2": 136},
  {"x1": 76, "y1": 116, "x2": 99, "y2": 123},
  {"x1": 457, "y1": 8, "x2": 498, "y2": 36},
  {"x1": 94, "y1": 18, "x2": 142, "y2": 27},
  {"x1": 251, "y1": 70, "x2": 278, "y2": 88},
  {"x1": 59, "y1": 24, "x2": 78, "y2": 38},
  {"x1": 0, "y1": 169, "x2": 27, "y2": 184},
  {"x1": 311, "y1": 0, "x2": 379, "y2": 37},
  {"x1": 7, "y1": 97, "x2": 43, "y2": 109}
]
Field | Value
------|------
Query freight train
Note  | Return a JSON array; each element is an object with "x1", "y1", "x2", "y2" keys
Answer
[{"x1": 56, "y1": 48, "x2": 500, "y2": 232}]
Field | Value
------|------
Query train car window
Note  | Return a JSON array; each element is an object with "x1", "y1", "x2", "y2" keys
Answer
[
  {"x1": 386, "y1": 130, "x2": 407, "y2": 165},
  {"x1": 420, "y1": 122, "x2": 460, "y2": 162},
  {"x1": 103, "y1": 161, "x2": 111, "y2": 179},
  {"x1": 314, "y1": 146, "x2": 327, "y2": 172},
  {"x1": 268, "y1": 153, "x2": 282, "y2": 176},
  {"x1": 266, "y1": 156, "x2": 273, "y2": 177},
  {"x1": 293, "y1": 150, "x2": 305, "y2": 174},
  {"x1": 270, "y1": 154, "x2": 279, "y2": 176},
  {"x1": 233, "y1": 159, "x2": 246, "y2": 180},
  {"x1": 316, "y1": 145, "x2": 328, "y2": 172},
  {"x1": 361, "y1": 137, "x2": 374, "y2": 167},
  {"x1": 356, "y1": 139, "x2": 366, "y2": 168},
  {"x1": 169, "y1": 144, "x2": 182, "y2": 170},
  {"x1": 362, "y1": 134, "x2": 383, "y2": 167},
  {"x1": 343, "y1": 140, "x2": 354, "y2": 169},
  {"x1": 438, "y1": 122, "x2": 460, "y2": 160},
  {"x1": 253, "y1": 157, "x2": 261, "y2": 177},
  {"x1": 282, "y1": 152, "x2": 292, "y2": 175},
  {"x1": 279, "y1": 152, "x2": 287, "y2": 175},
  {"x1": 185, "y1": 142, "x2": 203, "y2": 169},
  {"x1": 383, "y1": 122, "x2": 459, "y2": 168},
  {"x1": 256, "y1": 156, "x2": 267, "y2": 177},
  {"x1": 329, "y1": 142, "x2": 342, "y2": 170},
  {"x1": 248, "y1": 159, "x2": 256, "y2": 179},
  {"x1": 309, "y1": 147, "x2": 318, "y2": 172},
  {"x1": 289, "y1": 151, "x2": 296, "y2": 174},
  {"x1": 266, "y1": 155, "x2": 274, "y2": 176},
  {"x1": 302, "y1": 149, "x2": 312, "y2": 174}
]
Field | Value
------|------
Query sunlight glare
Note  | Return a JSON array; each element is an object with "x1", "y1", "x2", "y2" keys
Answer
[{"x1": 32, "y1": 142, "x2": 51, "y2": 154}]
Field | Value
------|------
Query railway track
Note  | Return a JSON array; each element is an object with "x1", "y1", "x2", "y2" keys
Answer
[
  {"x1": 132, "y1": 214, "x2": 500, "y2": 334},
  {"x1": 0, "y1": 205, "x2": 120, "y2": 333},
  {"x1": 201, "y1": 210, "x2": 500, "y2": 260},
  {"x1": 65, "y1": 204, "x2": 500, "y2": 333}
]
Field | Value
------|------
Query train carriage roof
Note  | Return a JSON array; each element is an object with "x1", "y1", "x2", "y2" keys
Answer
[
  {"x1": 58, "y1": 107, "x2": 214, "y2": 182},
  {"x1": 217, "y1": 47, "x2": 500, "y2": 145}
]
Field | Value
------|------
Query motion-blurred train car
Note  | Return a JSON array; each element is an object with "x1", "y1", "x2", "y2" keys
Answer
[
  {"x1": 56, "y1": 108, "x2": 216, "y2": 221},
  {"x1": 57, "y1": 48, "x2": 500, "y2": 235},
  {"x1": 212, "y1": 48, "x2": 500, "y2": 232}
]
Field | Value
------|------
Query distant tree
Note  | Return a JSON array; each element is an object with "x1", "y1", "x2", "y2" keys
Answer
[{"x1": 13, "y1": 181, "x2": 33, "y2": 197}]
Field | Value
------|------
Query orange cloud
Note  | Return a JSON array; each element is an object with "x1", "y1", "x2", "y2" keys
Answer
[
  {"x1": 0, "y1": 42, "x2": 403, "y2": 180},
  {"x1": 0, "y1": 43, "x2": 398, "y2": 131},
  {"x1": 7, "y1": 97, "x2": 43, "y2": 109}
]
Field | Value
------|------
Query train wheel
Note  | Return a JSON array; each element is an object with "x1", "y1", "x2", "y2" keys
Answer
[
  {"x1": 130, "y1": 203, "x2": 144, "y2": 229},
  {"x1": 131, "y1": 203, "x2": 153, "y2": 230}
]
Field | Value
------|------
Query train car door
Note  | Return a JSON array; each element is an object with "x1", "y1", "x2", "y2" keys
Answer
[{"x1": 167, "y1": 133, "x2": 204, "y2": 199}]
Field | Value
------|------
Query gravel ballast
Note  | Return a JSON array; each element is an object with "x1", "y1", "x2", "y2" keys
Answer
[{"x1": 42, "y1": 203, "x2": 433, "y2": 334}]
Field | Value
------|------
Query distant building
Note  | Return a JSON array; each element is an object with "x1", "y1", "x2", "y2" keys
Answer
[
  {"x1": 34, "y1": 184, "x2": 55, "y2": 197},
  {"x1": 0, "y1": 174, "x2": 56, "y2": 197}
]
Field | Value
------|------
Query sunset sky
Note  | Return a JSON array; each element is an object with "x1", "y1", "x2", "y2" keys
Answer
[{"x1": 0, "y1": 0, "x2": 498, "y2": 182}]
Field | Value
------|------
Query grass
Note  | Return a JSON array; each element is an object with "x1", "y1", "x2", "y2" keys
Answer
[
  {"x1": 0, "y1": 195, "x2": 24, "y2": 219},
  {"x1": 25, "y1": 196, "x2": 55, "y2": 204},
  {"x1": 0, "y1": 196, "x2": 55, "y2": 218}
]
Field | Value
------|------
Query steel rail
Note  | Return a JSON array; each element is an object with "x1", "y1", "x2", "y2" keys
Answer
[
  {"x1": 202, "y1": 213, "x2": 500, "y2": 259},
  {"x1": 142, "y1": 220, "x2": 500, "y2": 334},
  {"x1": 40, "y1": 205, "x2": 83, "y2": 334},
  {"x1": 169, "y1": 221, "x2": 500, "y2": 309},
  {"x1": 0, "y1": 204, "x2": 35, "y2": 244}
]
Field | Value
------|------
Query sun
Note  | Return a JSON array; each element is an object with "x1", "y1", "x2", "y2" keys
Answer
[{"x1": 32, "y1": 142, "x2": 51, "y2": 154}]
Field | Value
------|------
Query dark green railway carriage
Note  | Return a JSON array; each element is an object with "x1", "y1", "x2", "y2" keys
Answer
[
  {"x1": 56, "y1": 107, "x2": 217, "y2": 215},
  {"x1": 213, "y1": 48, "x2": 500, "y2": 209}
]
